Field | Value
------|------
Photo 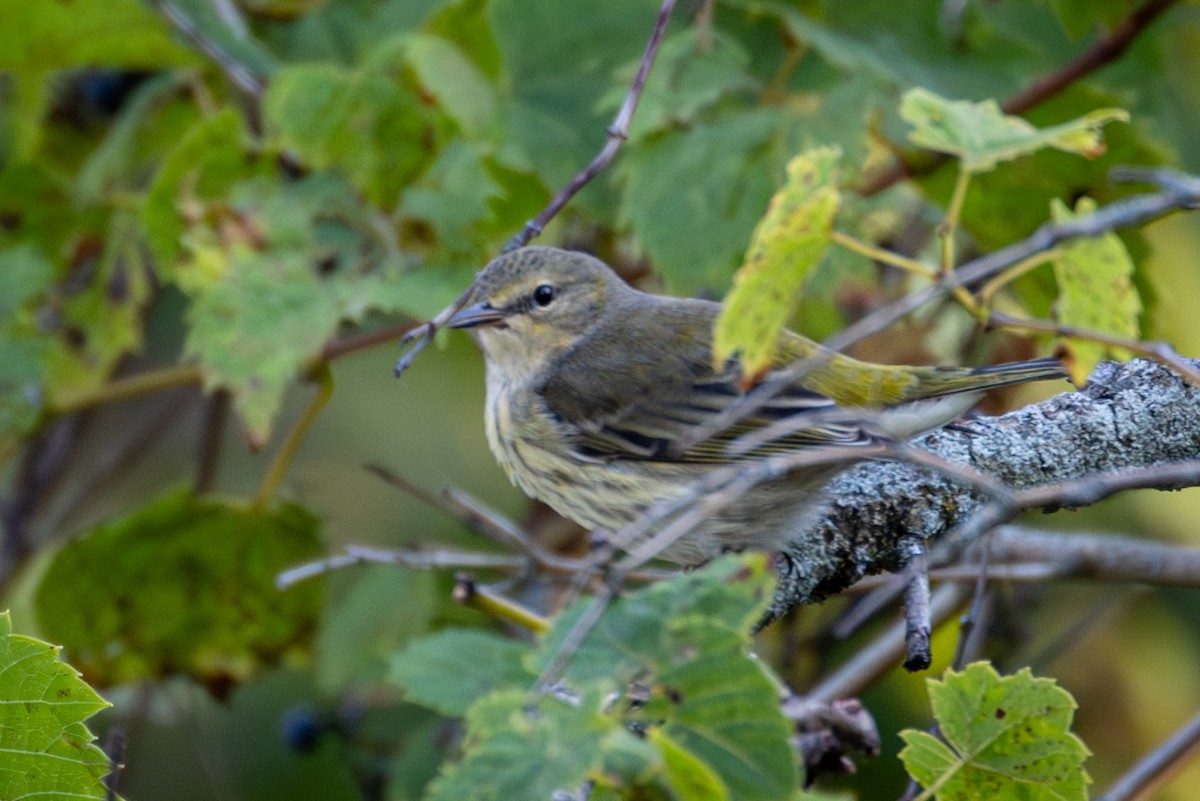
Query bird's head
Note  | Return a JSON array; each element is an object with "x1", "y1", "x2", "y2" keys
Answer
[{"x1": 447, "y1": 247, "x2": 629, "y2": 382}]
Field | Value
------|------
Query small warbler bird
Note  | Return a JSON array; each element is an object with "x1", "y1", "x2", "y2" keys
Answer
[{"x1": 447, "y1": 246, "x2": 1065, "y2": 565}]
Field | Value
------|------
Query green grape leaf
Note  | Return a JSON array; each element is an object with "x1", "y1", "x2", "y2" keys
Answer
[
  {"x1": 424, "y1": 690, "x2": 637, "y2": 801},
  {"x1": 391, "y1": 629, "x2": 533, "y2": 717},
  {"x1": 900, "y1": 88, "x2": 1128, "y2": 173},
  {"x1": 618, "y1": 109, "x2": 793, "y2": 294},
  {"x1": 35, "y1": 489, "x2": 323, "y2": 696},
  {"x1": 397, "y1": 557, "x2": 794, "y2": 801},
  {"x1": 399, "y1": 139, "x2": 506, "y2": 250},
  {"x1": 1050, "y1": 197, "x2": 1142, "y2": 384},
  {"x1": 75, "y1": 71, "x2": 198, "y2": 204},
  {"x1": 714, "y1": 147, "x2": 841, "y2": 383},
  {"x1": 603, "y1": 30, "x2": 759, "y2": 141},
  {"x1": 261, "y1": 59, "x2": 434, "y2": 208},
  {"x1": 175, "y1": 170, "x2": 470, "y2": 442},
  {"x1": 653, "y1": 729, "x2": 730, "y2": 801},
  {"x1": 536, "y1": 556, "x2": 798, "y2": 801},
  {"x1": 141, "y1": 108, "x2": 259, "y2": 277},
  {"x1": 0, "y1": 612, "x2": 112, "y2": 800},
  {"x1": 183, "y1": 239, "x2": 340, "y2": 445},
  {"x1": 487, "y1": 0, "x2": 662, "y2": 188},
  {"x1": 656, "y1": 645, "x2": 794, "y2": 801},
  {"x1": 401, "y1": 33, "x2": 500, "y2": 139},
  {"x1": 536, "y1": 556, "x2": 777, "y2": 687},
  {"x1": 177, "y1": 172, "x2": 439, "y2": 442},
  {"x1": 899, "y1": 662, "x2": 1091, "y2": 801}
]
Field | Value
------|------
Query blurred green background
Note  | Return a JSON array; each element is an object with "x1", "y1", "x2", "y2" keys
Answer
[{"x1": 4, "y1": 0, "x2": 1200, "y2": 798}]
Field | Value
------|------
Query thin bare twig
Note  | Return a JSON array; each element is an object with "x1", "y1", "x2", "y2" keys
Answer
[
  {"x1": 532, "y1": 581, "x2": 618, "y2": 695},
  {"x1": 275, "y1": 545, "x2": 528, "y2": 590},
  {"x1": 504, "y1": 0, "x2": 676, "y2": 251},
  {"x1": 145, "y1": 0, "x2": 265, "y2": 97},
  {"x1": 1000, "y1": 0, "x2": 1181, "y2": 117},
  {"x1": 900, "y1": 542, "x2": 932, "y2": 671},
  {"x1": 980, "y1": 526, "x2": 1200, "y2": 587},
  {"x1": 392, "y1": 0, "x2": 676, "y2": 379},
  {"x1": 990, "y1": 312, "x2": 1200, "y2": 387},
  {"x1": 952, "y1": 458, "x2": 1200, "y2": 548},
  {"x1": 364, "y1": 463, "x2": 597, "y2": 574},
  {"x1": 1097, "y1": 707, "x2": 1200, "y2": 801},
  {"x1": 800, "y1": 583, "x2": 971, "y2": 704}
]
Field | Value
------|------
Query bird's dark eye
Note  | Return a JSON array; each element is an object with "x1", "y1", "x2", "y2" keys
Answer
[{"x1": 532, "y1": 283, "x2": 557, "y2": 307}]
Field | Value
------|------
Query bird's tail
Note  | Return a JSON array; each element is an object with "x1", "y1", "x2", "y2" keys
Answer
[{"x1": 927, "y1": 356, "x2": 1069, "y2": 396}]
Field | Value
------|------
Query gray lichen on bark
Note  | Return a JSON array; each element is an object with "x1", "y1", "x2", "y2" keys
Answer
[{"x1": 770, "y1": 358, "x2": 1200, "y2": 619}]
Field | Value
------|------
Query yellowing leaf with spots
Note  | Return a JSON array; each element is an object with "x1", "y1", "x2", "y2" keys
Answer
[
  {"x1": 900, "y1": 88, "x2": 1128, "y2": 173},
  {"x1": 1051, "y1": 197, "x2": 1142, "y2": 384},
  {"x1": 714, "y1": 147, "x2": 840, "y2": 384}
]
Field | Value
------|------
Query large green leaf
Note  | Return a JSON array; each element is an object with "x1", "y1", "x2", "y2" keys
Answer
[
  {"x1": 176, "y1": 173, "x2": 457, "y2": 442},
  {"x1": 424, "y1": 690, "x2": 642, "y2": 801},
  {"x1": 262, "y1": 57, "x2": 436, "y2": 208},
  {"x1": 487, "y1": 0, "x2": 663, "y2": 188},
  {"x1": 396, "y1": 557, "x2": 796, "y2": 801},
  {"x1": 36, "y1": 489, "x2": 324, "y2": 694},
  {"x1": 0, "y1": 612, "x2": 112, "y2": 801},
  {"x1": 140, "y1": 109, "x2": 261, "y2": 276},
  {"x1": 618, "y1": 109, "x2": 797, "y2": 294},
  {"x1": 0, "y1": 0, "x2": 200, "y2": 70},
  {"x1": 900, "y1": 662, "x2": 1091, "y2": 801},
  {"x1": 391, "y1": 628, "x2": 532, "y2": 717},
  {"x1": 536, "y1": 556, "x2": 797, "y2": 801}
]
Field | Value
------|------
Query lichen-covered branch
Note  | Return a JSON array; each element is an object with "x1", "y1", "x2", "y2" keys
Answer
[{"x1": 770, "y1": 358, "x2": 1200, "y2": 619}]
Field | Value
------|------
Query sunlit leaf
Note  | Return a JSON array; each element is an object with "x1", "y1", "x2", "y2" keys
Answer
[
  {"x1": 1050, "y1": 197, "x2": 1142, "y2": 384},
  {"x1": 899, "y1": 662, "x2": 1091, "y2": 801},
  {"x1": 714, "y1": 147, "x2": 841, "y2": 382},
  {"x1": 0, "y1": 612, "x2": 112, "y2": 800},
  {"x1": 901, "y1": 88, "x2": 1128, "y2": 173},
  {"x1": 36, "y1": 488, "x2": 323, "y2": 695}
]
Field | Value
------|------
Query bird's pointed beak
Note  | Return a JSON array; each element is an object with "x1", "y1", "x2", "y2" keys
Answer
[{"x1": 446, "y1": 300, "x2": 506, "y2": 329}]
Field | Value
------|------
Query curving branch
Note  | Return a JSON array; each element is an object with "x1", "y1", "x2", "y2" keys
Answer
[{"x1": 769, "y1": 358, "x2": 1200, "y2": 620}]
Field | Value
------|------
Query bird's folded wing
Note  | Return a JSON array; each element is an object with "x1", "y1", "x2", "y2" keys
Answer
[{"x1": 547, "y1": 366, "x2": 877, "y2": 464}]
